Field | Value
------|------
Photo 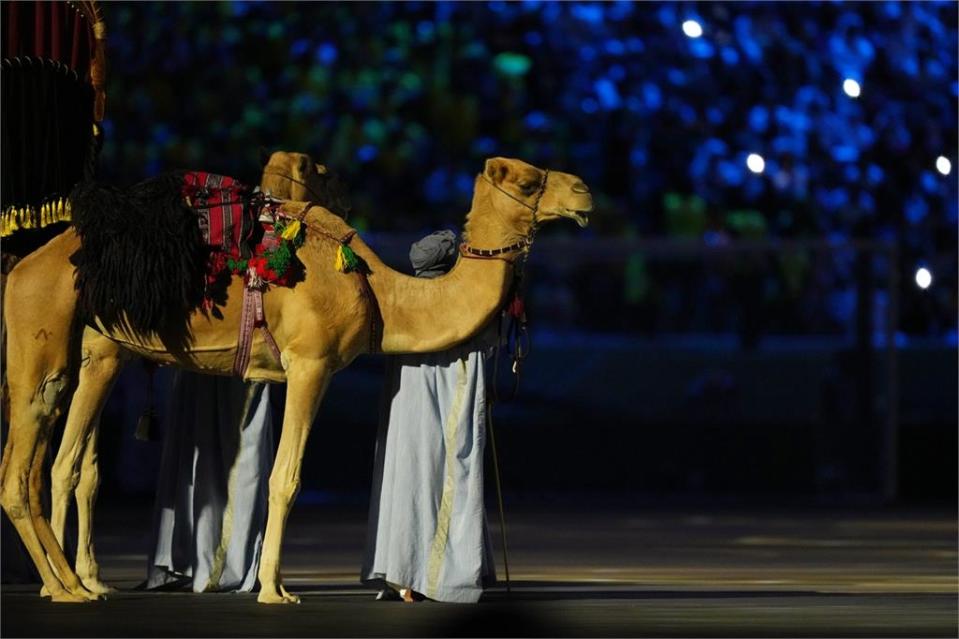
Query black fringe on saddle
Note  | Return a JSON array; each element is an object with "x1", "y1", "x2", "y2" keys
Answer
[{"x1": 69, "y1": 172, "x2": 208, "y2": 345}]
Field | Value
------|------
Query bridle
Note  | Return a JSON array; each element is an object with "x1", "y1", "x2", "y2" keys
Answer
[
  {"x1": 460, "y1": 169, "x2": 553, "y2": 403},
  {"x1": 460, "y1": 169, "x2": 550, "y2": 262}
]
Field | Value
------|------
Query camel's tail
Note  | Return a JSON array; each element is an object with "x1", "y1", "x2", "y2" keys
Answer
[{"x1": 69, "y1": 173, "x2": 208, "y2": 339}]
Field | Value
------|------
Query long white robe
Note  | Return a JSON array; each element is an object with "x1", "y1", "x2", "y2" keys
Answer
[
  {"x1": 362, "y1": 336, "x2": 497, "y2": 603},
  {"x1": 144, "y1": 372, "x2": 273, "y2": 592}
]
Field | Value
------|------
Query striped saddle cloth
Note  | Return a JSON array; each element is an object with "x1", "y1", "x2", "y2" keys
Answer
[{"x1": 182, "y1": 171, "x2": 254, "y2": 256}]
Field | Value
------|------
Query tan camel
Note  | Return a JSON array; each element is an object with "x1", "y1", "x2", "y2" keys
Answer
[
  {"x1": 0, "y1": 157, "x2": 592, "y2": 604},
  {"x1": 43, "y1": 151, "x2": 339, "y2": 596}
]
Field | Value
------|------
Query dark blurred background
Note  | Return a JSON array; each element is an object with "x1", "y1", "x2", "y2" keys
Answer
[{"x1": 69, "y1": 1, "x2": 957, "y2": 506}]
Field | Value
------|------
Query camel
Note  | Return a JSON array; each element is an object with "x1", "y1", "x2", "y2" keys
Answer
[
  {"x1": 42, "y1": 150, "x2": 345, "y2": 596},
  {"x1": 0, "y1": 157, "x2": 592, "y2": 604}
]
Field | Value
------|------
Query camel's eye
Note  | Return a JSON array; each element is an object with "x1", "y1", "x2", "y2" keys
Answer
[{"x1": 518, "y1": 180, "x2": 538, "y2": 196}]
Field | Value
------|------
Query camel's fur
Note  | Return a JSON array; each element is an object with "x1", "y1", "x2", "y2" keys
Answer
[{"x1": 0, "y1": 157, "x2": 592, "y2": 603}]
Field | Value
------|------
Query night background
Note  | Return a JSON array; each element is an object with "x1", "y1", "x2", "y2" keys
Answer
[
  {"x1": 1, "y1": 1, "x2": 957, "y2": 635},
  {"x1": 86, "y1": 0, "x2": 956, "y2": 504}
]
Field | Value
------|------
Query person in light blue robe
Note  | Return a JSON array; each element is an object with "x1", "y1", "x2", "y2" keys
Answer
[
  {"x1": 362, "y1": 230, "x2": 497, "y2": 603},
  {"x1": 143, "y1": 373, "x2": 273, "y2": 593}
]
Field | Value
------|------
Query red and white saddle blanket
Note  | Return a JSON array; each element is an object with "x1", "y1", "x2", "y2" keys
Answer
[{"x1": 182, "y1": 171, "x2": 254, "y2": 255}]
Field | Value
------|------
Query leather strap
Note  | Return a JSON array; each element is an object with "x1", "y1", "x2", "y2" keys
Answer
[{"x1": 233, "y1": 285, "x2": 283, "y2": 377}]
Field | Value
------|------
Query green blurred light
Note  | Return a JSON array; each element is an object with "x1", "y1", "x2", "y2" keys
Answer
[{"x1": 493, "y1": 52, "x2": 531, "y2": 77}]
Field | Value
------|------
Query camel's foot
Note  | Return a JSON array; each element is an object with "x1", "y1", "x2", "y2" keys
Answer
[
  {"x1": 79, "y1": 576, "x2": 116, "y2": 595},
  {"x1": 45, "y1": 586, "x2": 94, "y2": 603},
  {"x1": 51, "y1": 579, "x2": 103, "y2": 601},
  {"x1": 68, "y1": 585, "x2": 103, "y2": 601},
  {"x1": 257, "y1": 584, "x2": 301, "y2": 604}
]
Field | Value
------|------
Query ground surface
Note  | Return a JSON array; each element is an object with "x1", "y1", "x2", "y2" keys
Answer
[{"x1": 2, "y1": 504, "x2": 956, "y2": 637}]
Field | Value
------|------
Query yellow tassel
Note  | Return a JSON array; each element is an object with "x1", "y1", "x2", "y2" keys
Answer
[
  {"x1": 280, "y1": 219, "x2": 301, "y2": 241},
  {"x1": 334, "y1": 243, "x2": 359, "y2": 273},
  {"x1": 42, "y1": 203, "x2": 49, "y2": 227}
]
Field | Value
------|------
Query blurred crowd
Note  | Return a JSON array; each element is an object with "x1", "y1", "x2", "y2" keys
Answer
[{"x1": 97, "y1": 1, "x2": 956, "y2": 340}]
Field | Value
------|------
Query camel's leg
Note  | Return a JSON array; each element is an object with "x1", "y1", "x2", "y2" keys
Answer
[
  {"x1": 72, "y1": 421, "x2": 114, "y2": 593},
  {"x1": 257, "y1": 358, "x2": 331, "y2": 604},
  {"x1": 29, "y1": 431, "x2": 101, "y2": 601},
  {"x1": 48, "y1": 333, "x2": 124, "y2": 595},
  {"x1": 0, "y1": 371, "x2": 89, "y2": 602},
  {"x1": 0, "y1": 234, "x2": 94, "y2": 602}
]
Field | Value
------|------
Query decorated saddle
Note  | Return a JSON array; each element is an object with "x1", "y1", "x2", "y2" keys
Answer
[
  {"x1": 180, "y1": 171, "x2": 311, "y2": 297},
  {"x1": 69, "y1": 168, "x2": 369, "y2": 375}
]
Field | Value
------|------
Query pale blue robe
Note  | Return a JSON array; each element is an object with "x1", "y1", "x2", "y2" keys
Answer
[
  {"x1": 144, "y1": 372, "x2": 273, "y2": 592},
  {"x1": 362, "y1": 230, "x2": 497, "y2": 603}
]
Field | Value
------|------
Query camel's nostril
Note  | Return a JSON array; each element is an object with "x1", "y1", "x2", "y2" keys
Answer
[{"x1": 572, "y1": 182, "x2": 590, "y2": 194}]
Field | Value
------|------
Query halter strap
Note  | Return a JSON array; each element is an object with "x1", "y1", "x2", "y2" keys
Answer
[
  {"x1": 480, "y1": 169, "x2": 549, "y2": 221},
  {"x1": 463, "y1": 169, "x2": 549, "y2": 260}
]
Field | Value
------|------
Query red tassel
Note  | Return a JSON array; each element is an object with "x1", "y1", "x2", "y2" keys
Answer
[{"x1": 508, "y1": 295, "x2": 525, "y2": 319}]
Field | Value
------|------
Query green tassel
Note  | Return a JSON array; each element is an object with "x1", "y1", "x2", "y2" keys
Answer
[{"x1": 335, "y1": 243, "x2": 359, "y2": 273}]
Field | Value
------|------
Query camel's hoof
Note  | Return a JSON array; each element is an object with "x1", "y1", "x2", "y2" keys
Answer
[
  {"x1": 75, "y1": 589, "x2": 104, "y2": 601},
  {"x1": 40, "y1": 585, "x2": 51, "y2": 598},
  {"x1": 80, "y1": 577, "x2": 117, "y2": 595},
  {"x1": 49, "y1": 590, "x2": 92, "y2": 603},
  {"x1": 258, "y1": 587, "x2": 301, "y2": 604}
]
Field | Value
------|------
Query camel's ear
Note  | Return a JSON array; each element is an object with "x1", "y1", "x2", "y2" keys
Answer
[
  {"x1": 315, "y1": 162, "x2": 328, "y2": 175},
  {"x1": 485, "y1": 158, "x2": 510, "y2": 184},
  {"x1": 259, "y1": 147, "x2": 273, "y2": 167}
]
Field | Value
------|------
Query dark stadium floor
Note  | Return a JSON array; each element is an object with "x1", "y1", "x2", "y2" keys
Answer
[{"x1": 2, "y1": 504, "x2": 956, "y2": 637}]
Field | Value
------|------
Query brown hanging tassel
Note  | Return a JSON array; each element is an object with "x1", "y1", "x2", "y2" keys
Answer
[{"x1": 134, "y1": 362, "x2": 159, "y2": 442}]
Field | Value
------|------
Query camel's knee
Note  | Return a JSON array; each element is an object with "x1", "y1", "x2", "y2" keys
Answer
[
  {"x1": 51, "y1": 460, "x2": 81, "y2": 497},
  {"x1": 268, "y1": 477, "x2": 301, "y2": 505},
  {"x1": 0, "y1": 475, "x2": 29, "y2": 520},
  {"x1": 74, "y1": 462, "x2": 100, "y2": 502},
  {"x1": 38, "y1": 372, "x2": 71, "y2": 415}
]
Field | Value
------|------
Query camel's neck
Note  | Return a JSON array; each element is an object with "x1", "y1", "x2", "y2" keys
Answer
[{"x1": 356, "y1": 183, "x2": 532, "y2": 354}]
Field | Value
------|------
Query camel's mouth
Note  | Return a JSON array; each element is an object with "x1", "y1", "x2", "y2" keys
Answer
[{"x1": 559, "y1": 207, "x2": 591, "y2": 228}]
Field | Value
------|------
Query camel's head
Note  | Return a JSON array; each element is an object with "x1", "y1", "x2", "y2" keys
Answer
[
  {"x1": 482, "y1": 157, "x2": 593, "y2": 228},
  {"x1": 260, "y1": 151, "x2": 352, "y2": 218}
]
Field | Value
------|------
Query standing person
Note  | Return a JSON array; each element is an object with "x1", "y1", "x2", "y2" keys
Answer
[
  {"x1": 362, "y1": 230, "x2": 497, "y2": 603},
  {"x1": 144, "y1": 152, "x2": 350, "y2": 593},
  {"x1": 143, "y1": 375, "x2": 273, "y2": 592}
]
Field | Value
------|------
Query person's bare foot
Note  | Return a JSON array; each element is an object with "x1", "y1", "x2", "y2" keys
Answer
[{"x1": 400, "y1": 587, "x2": 415, "y2": 603}]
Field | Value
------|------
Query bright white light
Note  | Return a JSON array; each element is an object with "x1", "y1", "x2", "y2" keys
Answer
[
  {"x1": 682, "y1": 20, "x2": 703, "y2": 38},
  {"x1": 936, "y1": 156, "x2": 952, "y2": 176},
  {"x1": 915, "y1": 267, "x2": 932, "y2": 290},
  {"x1": 746, "y1": 153, "x2": 765, "y2": 174},
  {"x1": 843, "y1": 78, "x2": 861, "y2": 98}
]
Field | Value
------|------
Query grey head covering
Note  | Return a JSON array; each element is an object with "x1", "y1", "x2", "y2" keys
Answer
[{"x1": 409, "y1": 230, "x2": 458, "y2": 278}]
